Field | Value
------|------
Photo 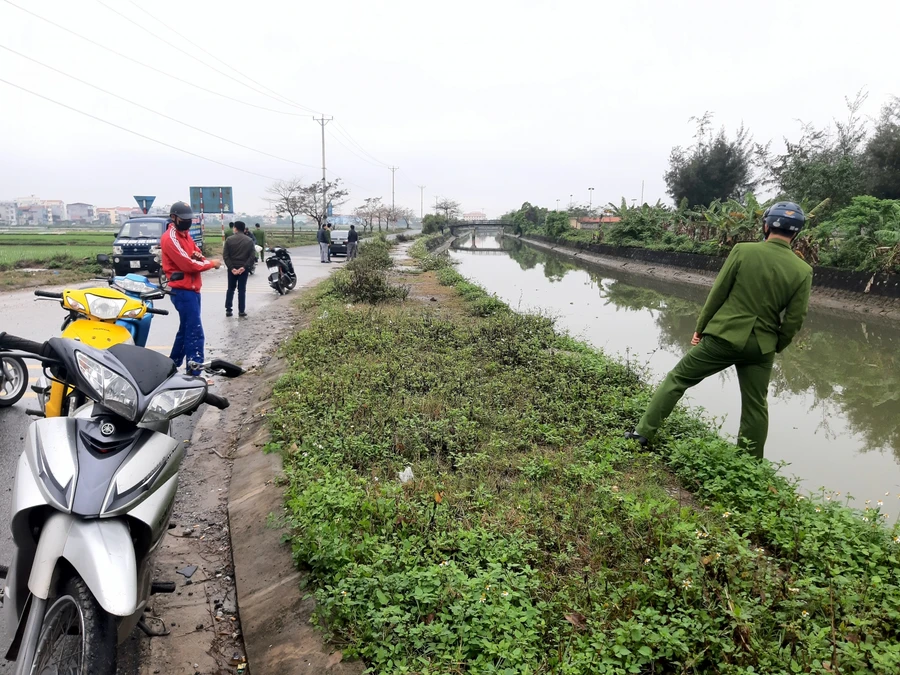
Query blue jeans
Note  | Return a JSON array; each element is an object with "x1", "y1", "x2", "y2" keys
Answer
[
  {"x1": 225, "y1": 270, "x2": 249, "y2": 314},
  {"x1": 169, "y1": 289, "x2": 204, "y2": 376}
]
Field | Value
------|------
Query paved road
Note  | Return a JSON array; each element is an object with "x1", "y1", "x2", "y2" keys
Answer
[{"x1": 0, "y1": 243, "x2": 336, "y2": 671}]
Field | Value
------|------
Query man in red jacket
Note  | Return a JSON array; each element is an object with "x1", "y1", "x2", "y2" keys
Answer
[{"x1": 160, "y1": 201, "x2": 221, "y2": 375}]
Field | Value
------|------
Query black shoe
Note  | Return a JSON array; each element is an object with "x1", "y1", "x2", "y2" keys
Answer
[
  {"x1": 624, "y1": 431, "x2": 650, "y2": 448},
  {"x1": 225, "y1": 309, "x2": 233, "y2": 317},
  {"x1": 239, "y1": 312, "x2": 247, "y2": 318}
]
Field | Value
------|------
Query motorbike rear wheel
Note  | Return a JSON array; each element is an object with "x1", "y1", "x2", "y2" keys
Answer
[
  {"x1": 284, "y1": 273, "x2": 297, "y2": 291},
  {"x1": 31, "y1": 576, "x2": 116, "y2": 675},
  {"x1": 0, "y1": 355, "x2": 27, "y2": 407}
]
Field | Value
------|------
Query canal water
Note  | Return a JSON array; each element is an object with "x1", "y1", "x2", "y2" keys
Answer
[{"x1": 450, "y1": 234, "x2": 900, "y2": 515}]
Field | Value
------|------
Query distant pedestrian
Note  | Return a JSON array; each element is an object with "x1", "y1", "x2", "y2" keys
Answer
[
  {"x1": 160, "y1": 201, "x2": 222, "y2": 375},
  {"x1": 317, "y1": 224, "x2": 329, "y2": 263},
  {"x1": 222, "y1": 221, "x2": 256, "y2": 317},
  {"x1": 347, "y1": 224, "x2": 359, "y2": 259},
  {"x1": 225, "y1": 221, "x2": 235, "y2": 238},
  {"x1": 324, "y1": 223, "x2": 333, "y2": 262},
  {"x1": 625, "y1": 202, "x2": 813, "y2": 459},
  {"x1": 254, "y1": 223, "x2": 266, "y2": 261}
]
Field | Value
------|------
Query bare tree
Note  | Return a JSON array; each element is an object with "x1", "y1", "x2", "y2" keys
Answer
[
  {"x1": 265, "y1": 178, "x2": 304, "y2": 241},
  {"x1": 396, "y1": 206, "x2": 416, "y2": 229},
  {"x1": 435, "y1": 198, "x2": 461, "y2": 221},
  {"x1": 354, "y1": 197, "x2": 382, "y2": 232},
  {"x1": 297, "y1": 178, "x2": 349, "y2": 229}
]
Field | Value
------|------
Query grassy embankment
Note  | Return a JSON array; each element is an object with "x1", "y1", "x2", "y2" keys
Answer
[
  {"x1": 268, "y1": 234, "x2": 900, "y2": 674},
  {"x1": 0, "y1": 232, "x2": 114, "y2": 289}
]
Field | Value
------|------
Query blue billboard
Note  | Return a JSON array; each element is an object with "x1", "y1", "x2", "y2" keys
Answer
[{"x1": 189, "y1": 186, "x2": 234, "y2": 214}]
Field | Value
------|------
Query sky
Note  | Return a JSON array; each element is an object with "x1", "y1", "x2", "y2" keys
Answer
[{"x1": 1, "y1": 0, "x2": 898, "y2": 218}]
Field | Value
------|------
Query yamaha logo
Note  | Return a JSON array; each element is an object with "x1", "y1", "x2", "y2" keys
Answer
[{"x1": 100, "y1": 422, "x2": 116, "y2": 437}]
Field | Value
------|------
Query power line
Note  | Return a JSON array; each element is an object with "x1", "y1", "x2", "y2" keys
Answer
[
  {"x1": 326, "y1": 127, "x2": 390, "y2": 169},
  {"x1": 0, "y1": 43, "x2": 320, "y2": 170},
  {"x1": 332, "y1": 121, "x2": 391, "y2": 167},
  {"x1": 0, "y1": 76, "x2": 281, "y2": 181},
  {"x1": 93, "y1": 0, "x2": 319, "y2": 115},
  {"x1": 126, "y1": 0, "x2": 323, "y2": 115},
  {"x1": 1, "y1": 0, "x2": 307, "y2": 117}
]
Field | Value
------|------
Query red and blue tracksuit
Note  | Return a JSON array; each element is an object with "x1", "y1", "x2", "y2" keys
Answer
[{"x1": 160, "y1": 222, "x2": 216, "y2": 375}]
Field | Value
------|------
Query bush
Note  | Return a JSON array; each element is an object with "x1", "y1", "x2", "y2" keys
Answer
[{"x1": 331, "y1": 259, "x2": 409, "y2": 304}]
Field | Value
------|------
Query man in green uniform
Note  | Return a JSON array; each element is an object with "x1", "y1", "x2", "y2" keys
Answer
[
  {"x1": 254, "y1": 223, "x2": 266, "y2": 261},
  {"x1": 625, "y1": 202, "x2": 813, "y2": 458}
]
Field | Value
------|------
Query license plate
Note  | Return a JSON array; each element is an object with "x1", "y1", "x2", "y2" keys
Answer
[
  {"x1": 268, "y1": 266, "x2": 279, "y2": 273},
  {"x1": 130, "y1": 261, "x2": 141, "y2": 268}
]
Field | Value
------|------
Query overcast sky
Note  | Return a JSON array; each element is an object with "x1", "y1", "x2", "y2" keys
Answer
[{"x1": 2, "y1": 0, "x2": 898, "y2": 217}]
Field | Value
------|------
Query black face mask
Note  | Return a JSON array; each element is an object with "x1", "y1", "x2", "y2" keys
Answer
[{"x1": 174, "y1": 218, "x2": 192, "y2": 232}]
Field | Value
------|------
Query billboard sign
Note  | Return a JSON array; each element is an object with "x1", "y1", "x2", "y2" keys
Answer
[
  {"x1": 189, "y1": 186, "x2": 234, "y2": 214},
  {"x1": 133, "y1": 195, "x2": 156, "y2": 214}
]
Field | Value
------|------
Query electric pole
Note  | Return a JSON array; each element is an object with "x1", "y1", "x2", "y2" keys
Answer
[
  {"x1": 418, "y1": 185, "x2": 426, "y2": 219},
  {"x1": 314, "y1": 115, "x2": 333, "y2": 226},
  {"x1": 389, "y1": 166, "x2": 398, "y2": 218}
]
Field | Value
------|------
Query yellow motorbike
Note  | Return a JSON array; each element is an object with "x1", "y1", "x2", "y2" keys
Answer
[{"x1": 31, "y1": 284, "x2": 168, "y2": 418}]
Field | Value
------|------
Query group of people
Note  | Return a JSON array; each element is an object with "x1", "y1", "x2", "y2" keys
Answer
[
  {"x1": 317, "y1": 222, "x2": 359, "y2": 263},
  {"x1": 160, "y1": 198, "x2": 813, "y2": 460}
]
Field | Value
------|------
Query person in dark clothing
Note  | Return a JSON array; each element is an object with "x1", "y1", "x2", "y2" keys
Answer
[
  {"x1": 254, "y1": 223, "x2": 266, "y2": 261},
  {"x1": 347, "y1": 224, "x2": 359, "y2": 259},
  {"x1": 317, "y1": 224, "x2": 329, "y2": 263},
  {"x1": 222, "y1": 221, "x2": 257, "y2": 317}
]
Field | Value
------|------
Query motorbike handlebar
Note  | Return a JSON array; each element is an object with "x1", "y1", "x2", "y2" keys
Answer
[
  {"x1": 146, "y1": 307, "x2": 169, "y2": 316},
  {"x1": 204, "y1": 392, "x2": 230, "y2": 410},
  {"x1": 34, "y1": 290, "x2": 63, "y2": 299},
  {"x1": 0, "y1": 332, "x2": 47, "y2": 356}
]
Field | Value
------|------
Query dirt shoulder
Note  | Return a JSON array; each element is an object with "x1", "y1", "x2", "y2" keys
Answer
[{"x1": 522, "y1": 236, "x2": 900, "y2": 323}]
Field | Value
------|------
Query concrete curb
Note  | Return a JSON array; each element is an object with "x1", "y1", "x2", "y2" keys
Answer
[{"x1": 227, "y1": 359, "x2": 363, "y2": 675}]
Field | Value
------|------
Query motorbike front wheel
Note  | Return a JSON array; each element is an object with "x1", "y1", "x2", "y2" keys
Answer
[
  {"x1": 0, "y1": 355, "x2": 27, "y2": 407},
  {"x1": 31, "y1": 576, "x2": 116, "y2": 675}
]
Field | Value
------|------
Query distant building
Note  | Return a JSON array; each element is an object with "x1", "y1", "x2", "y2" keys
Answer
[
  {"x1": 0, "y1": 201, "x2": 17, "y2": 225},
  {"x1": 67, "y1": 203, "x2": 95, "y2": 222},
  {"x1": 17, "y1": 204, "x2": 52, "y2": 225},
  {"x1": 15, "y1": 195, "x2": 41, "y2": 208},
  {"x1": 116, "y1": 206, "x2": 141, "y2": 222},
  {"x1": 569, "y1": 215, "x2": 621, "y2": 230},
  {"x1": 95, "y1": 207, "x2": 117, "y2": 225},
  {"x1": 42, "y1": 199, "x2": 67, "y2": 222},
  {"x1": 462, "y1": 211, "x2": 487, "y2": 222}
]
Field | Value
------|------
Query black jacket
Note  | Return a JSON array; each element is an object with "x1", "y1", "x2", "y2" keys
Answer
[
  {"x1": 223, "y1": 232, "x2": 257, "y2": 271},
  {"x1": 347, "y1": 229, "x2": 359, "y2": 242}
]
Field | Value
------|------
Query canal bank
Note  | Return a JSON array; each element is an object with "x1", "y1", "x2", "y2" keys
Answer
[
  {"x1": 520, "y1": 235, "x2": 900, "y2": 322},
  {"x1": 450, "y1": 234, "x2": 900, "y2": 520},
  {"x1": 269, "y1": 237, "x2": 900, "y2": 674}
]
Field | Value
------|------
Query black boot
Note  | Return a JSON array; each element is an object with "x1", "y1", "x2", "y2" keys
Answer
[{"x1": 624, "y1": 431, "x2": 650, "y2": 449}]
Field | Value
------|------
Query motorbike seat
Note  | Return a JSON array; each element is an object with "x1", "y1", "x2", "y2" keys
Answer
[{"x1": 108, "y1": 343, "x2": 177, "y2": 395}]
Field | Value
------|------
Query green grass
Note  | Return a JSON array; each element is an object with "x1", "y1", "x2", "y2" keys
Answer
[
  {"x1": 270, "y1": 269, "x2": 900, "y2": 674},
  {"x1": 0, "y1": 232, "x2": 116, "y2": 247},
  {"x1": 0, "y1": 245, "x2": 111, "y2": 269}
]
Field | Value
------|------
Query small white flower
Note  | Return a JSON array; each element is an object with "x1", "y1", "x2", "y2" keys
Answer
[
  {"x1": 788, "y1": 587, "x2": 800, "y2": 594},
  {"x1": 826, "y1": 495, "x2": 832, "y2": 501},
  {"x1": 722, "y1": 511, "x2": 732, "y2": 519},
  {"x1": 302, "y1": 452, "x2": 308, "y2": 457},
  {"x1": 801, "y1": 610, "x2": 809, "y2": 618},
  {"x1": 643, "y1": 558, "x2": 651, "y2": 565},
  {"x1": 374, "y1": 477, "x2": 379, "y2": 481},
  {"x1": 341, "y1": 591, "x2": 347, "y2": 596},
  {"x1": 886, "y1": 492, "x2": 891, "y2": 497},
  {"x1": 479, "y1": 595, "x2": 486, "y2": 603},
  {"x1": 878, "y1": 500, "x2": 884, "y2": 506},
  {"x1": 796, "y1": 495, "x2": 805, "y2": 501},
  {"x1": 755, "y1": 547, "x2": 765, "y2": 553},
  {"x1": 815, "y1": 508, "x2": 821, "y2": 513},
  {"x1": 501, "y1": 591, "x2": 509, "y2": 597},
  {"x1": 863, "y1": 517, "x2": 869, "y2": 522},
  {"x1": 682, "y1": 578, "x2": 692, "y2": 589},
  {"x1": 866, "y1": 500, "x2": 871, "y2": 505},
  {"x1": 715, "y1": 552, "x2": 721, "y2": 559},
  {"x1": 893, "y1": 536, "x2": 900, "y2": 544}
]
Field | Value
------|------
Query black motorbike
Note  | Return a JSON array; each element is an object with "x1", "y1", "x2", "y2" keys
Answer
[{"x1": 265, "y1": 247, "x2": 297, "y2": 295}]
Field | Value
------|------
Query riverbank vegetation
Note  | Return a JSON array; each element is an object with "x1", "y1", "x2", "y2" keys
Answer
[
  {"x1": 502, "y1": 94, "x2": 900, "y2": 275},
  {"x1": 271, "y1": 247, "x2": 900, "y2": 674}
]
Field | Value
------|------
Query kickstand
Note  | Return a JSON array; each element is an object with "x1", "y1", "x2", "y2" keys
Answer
[{"x1": 137, "y1": 616, "x2": 170, "y2": 637}]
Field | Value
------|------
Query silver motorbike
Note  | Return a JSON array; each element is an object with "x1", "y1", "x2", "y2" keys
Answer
[{"x1": 0, "y1": 332, "x2": 243, "y2": 674}]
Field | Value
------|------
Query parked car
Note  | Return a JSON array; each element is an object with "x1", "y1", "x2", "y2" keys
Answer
[
  {"x1": 112, "y1": 216, "x2": 203, "y2": 276},
  {"x1": 329, "y1": 230, "x2": 350, "y2": 257}
]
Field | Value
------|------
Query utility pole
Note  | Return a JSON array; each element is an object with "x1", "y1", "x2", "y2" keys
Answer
[
  {"x1": 418, "y1": 185, "x2": 425, "y2": 219},
  {"x1": 389, "y1": 166, "x2": 398, "y2": 219},
  {"x1": 434, "y1": 195, "x2": 439, "y2": 214},
  {"x1": 640, "y1": 180, "x2": 644, "y2": 205},
  {"x1": 588, "y1": 187, "x2": 594, "y2": 213},
  {"x1": 314, "y1": 115, "x2": 333, "y2": 226}
]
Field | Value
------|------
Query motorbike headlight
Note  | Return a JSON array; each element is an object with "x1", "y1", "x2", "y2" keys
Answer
[
  {"x1": 114, "y1": 278, "x2": 151, "y2": 294},
  {"x1": 84, "y1": 293, "x2": 127, "y2": 320},
  {"x1": 113, "y1": 245, "x2": 123, "y2": 255},
  {"x1": 76, "y1": 351, "x2": 138, "y2": 420},
  {"x1": 141, "y1": 386, "x2": 206, "y2": 423},
  {"x1": 66, "y1": 296, "x2": 86, "y2": 311}
]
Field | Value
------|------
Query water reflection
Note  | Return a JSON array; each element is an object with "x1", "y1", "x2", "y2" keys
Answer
[{"x1": 451, "y1": 237, "x2": 900, "y2": 510}]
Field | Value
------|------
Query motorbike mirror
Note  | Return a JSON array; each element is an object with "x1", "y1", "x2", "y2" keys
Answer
[
  {"x1": 208, "y1": 359, "x2": 244, "y2": 378},
  {"x1": 169, "y1": 271, "x2": 185, "y2": 282},
  {"x1": 96, "y1": 253, "x2": 110, "y2": 264}
]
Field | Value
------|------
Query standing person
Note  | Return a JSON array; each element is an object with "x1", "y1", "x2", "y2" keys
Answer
[
  {"x1": 325, "y1": 223, "x2": 333, "y2": 262},
  {"x1": 254, "y1": 223, "x2": 266, "y2": 262},
  {"x1": 160, "y1": 201, "x2": 222, "y2": 376},
  {"x1": 625, "y1": 203, "x2": 813, "y2": 459},
  {"x1": 222, "y1": 221, "x2": 256, "y2": 318},
  {"x1": 346, "y1": 224, "x2": 359, "y2": 260},
  {"x1": 317, "y1": 224, "x2": 329, "y2": 263}
]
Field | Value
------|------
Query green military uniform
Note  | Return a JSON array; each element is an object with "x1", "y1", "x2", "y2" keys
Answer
[
  {"x1": 254, "y1": 227, "x2": 266, "y2": 261},
  {"x1": 635, "y1": 238, "x2": 813, "y2": 458}
]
